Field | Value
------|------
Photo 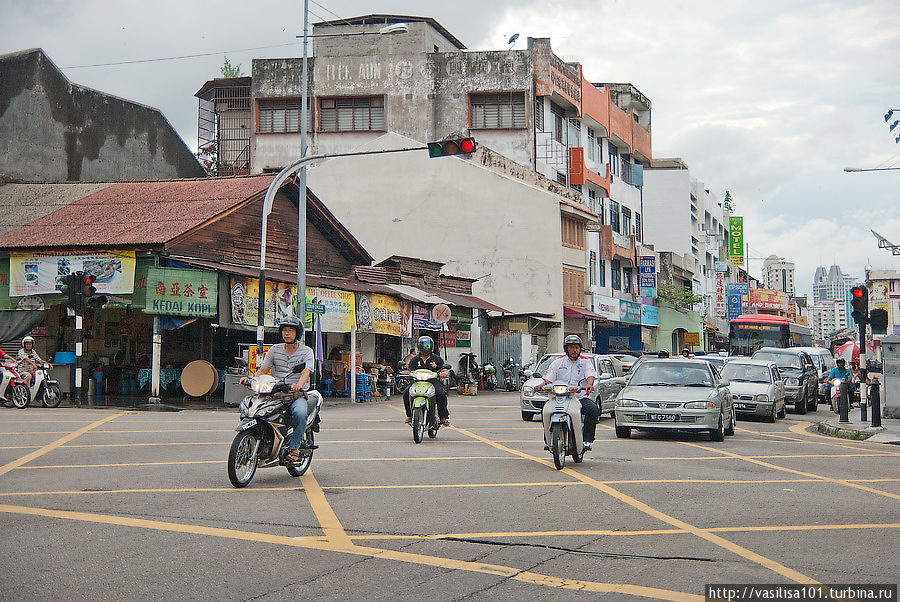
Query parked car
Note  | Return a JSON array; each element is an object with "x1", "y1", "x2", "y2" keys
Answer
[
  {"x1": 751, "y1": 347, "x2": 818, "y2": 414},
  {"x1": 609, "y1": 351, "x2": 642, "y2": 373},
  {"x1": 519, "y1": 353, "x2": 626, "y2": 421},
  {"x1": 697, "y1": 355, "x2": 735, "y2": 373},
  {"x1": 791, "y1": 346, "x2": 836, "y2": 403},
  {"x1": 718, "y1": 359, "x2": 786, "y2": 422},
  {"x1": 613, "y1": 359, "x2": 736, "y2": 441}
]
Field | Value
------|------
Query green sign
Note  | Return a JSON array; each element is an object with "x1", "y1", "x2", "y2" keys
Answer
[
  {"x1": 144, "y1": 267, "x2": 218, "y2": 317},
  {"x1": 729, "y1": 216, "x2": 744, "y2": 267},
  {"x1": 305, "y1": 302, "x2": 326, "y2": 314}
]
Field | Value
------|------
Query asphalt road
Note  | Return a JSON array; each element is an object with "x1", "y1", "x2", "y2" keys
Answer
[{"x1": 0, "y1": 392, "x2": 898, "y2": 601}]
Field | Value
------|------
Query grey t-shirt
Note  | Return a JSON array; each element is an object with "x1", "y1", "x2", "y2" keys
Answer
[{"x1": 261, "y1": 343, "x2": 314, "y2": 389}]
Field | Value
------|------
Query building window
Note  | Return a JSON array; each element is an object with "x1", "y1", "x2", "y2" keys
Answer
[
  {"x1": 567, "y1": 118, "x2": 581, "y2": 147},
  {"x1": 589, "y1": 251, "x2": 597, "y2": 286},
  {"x1": 635, "y1": 212, "x2": 642, "y2": 241},
  {"x1": 569, "y1": 183, "x2": 582, "y2": 194},
  {"x1": 258, "y1": 98, "x2": 308, "y2": 133},
  {"x1": 319, "y1": 96, "x2": 385, "y2": 132},
  {"x1": 470, "y1": 92, "x2": 527, "y2": 129},
  {"x1": 608, "y1": 143, "x2": 619, "y2": 176},
  {"x1": 556, "y1": 172, "x2": 567, "y2": 186},
  {"x1": 534, "y1": 97, "x2": 544, "y2": 131},
  {"x1": 597, "y1": 197, "x2": 604, "y2": 224},
  {"x1": 551, "y1": 103, "x2": 566, "y2": 143},
  {"x1": 587, "y1": 128, "x2": 596, "y2": 162},
  {"x1": 622, "y1": 154, "x2": 631, "y2": 184},
  {"x1": 563, "y1": 268, "x2": 586, "y2": 307},
  {"x1": 623, "y1": 266, "x2": 634, "y2": 294},
  {"x1": 561, "y1": 215, "x2": 586, "y2": 250},
  {"x1": 611, "y1": 259, "x2": 622, "y2": 290},
  {"x1": 622, "y1": 206, "x2": 632, "y2": 236},
  {"x1": 598, "y1": 259, "x2": 606, "y2": 287},
  {"x1": 609, "y1": 200, "x2": 621, "y2": 234}
]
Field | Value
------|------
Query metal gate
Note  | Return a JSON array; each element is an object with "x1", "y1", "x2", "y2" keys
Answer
[{"x1": 480, "y1": 331, "x2": 523, "y2": 369}]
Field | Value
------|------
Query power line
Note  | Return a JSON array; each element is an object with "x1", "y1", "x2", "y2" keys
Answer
[
  {"x1": 61, "y1": 42, "x2": 300, "y2": 69},
  {"x1": 309, "y1": 0, "x2": 355, "y2": 26}
]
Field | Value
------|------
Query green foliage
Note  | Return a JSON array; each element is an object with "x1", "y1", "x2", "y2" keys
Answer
[
  {"x1": 221, "y1": 57, "x2": 244, "y2": 78},
  {"x1": 723, "y1": 190, "x2": 734, "y2": 212},
  {"x1": 657, "y1": 284, "x2": 703, "y2": 310}
]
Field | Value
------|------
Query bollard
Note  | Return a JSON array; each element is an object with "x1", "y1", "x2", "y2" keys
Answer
[
  {"x1": 838, "y1": 380, "x2": 850, "y2": 423},
  {"x1": 870, "y1": 378, "x2": 882, "y2": 428},
  {"x1": 860, "y1": 381, "x2": 868, "y2": 422}
]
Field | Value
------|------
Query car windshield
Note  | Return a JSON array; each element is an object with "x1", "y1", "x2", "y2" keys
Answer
[
  {"x1": 629, "y1": 364, "x2": 713, "y2": 387},
  {"x1": 721, "y1": 364, "x2": 771, "y2": 383},
  {"x1": 753, "y1": 352, "x2": 801, "y2": 371}
]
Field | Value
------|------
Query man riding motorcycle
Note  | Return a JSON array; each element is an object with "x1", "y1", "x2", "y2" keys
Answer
[
  {"x1": 241, "y1": 316, "x2": 314, "y2": 463},
  {"x1": 403, "y1": 335, "x2": 451, "y2": 426},
  {"x1": 16, "y1": 336, "x2": 50, "y2": 386},
  {"x1": 539, "y1": 335, "x2": 600, "y2": 451}
]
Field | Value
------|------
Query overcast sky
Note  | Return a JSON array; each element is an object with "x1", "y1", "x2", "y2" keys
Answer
[{"x1": 3, "y1": 0, "x2": 899, "y2": 294}]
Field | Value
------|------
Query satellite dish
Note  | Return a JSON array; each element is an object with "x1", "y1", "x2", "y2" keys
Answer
[{"x1": 507, "y1": 33, "x2": 520, "y2": 46}]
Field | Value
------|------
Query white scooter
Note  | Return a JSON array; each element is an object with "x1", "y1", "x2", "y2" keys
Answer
[
  {"x1": 540, "y1": 381, "x2": 585, "y2": 469},
  {"x1": 23, "y1": 361, "x2": 62, "y2": 408},
  {"x1": 0, "y1": 360, "x2": 31, "y2": 409},
  {"x1": 830, "y1": 377, "x2": 850, "y2": 413}
]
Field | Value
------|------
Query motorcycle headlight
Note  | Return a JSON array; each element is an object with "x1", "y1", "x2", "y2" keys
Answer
[
  {"x1": 239, "y1": 399, "x2": 249, "y2": 416},
  {"x1": 787, "y1": 378, "x2": 799, "y2": 386},
  {"x1": 685, "y1": 401, "x2": 715, "y2": 409},
  {"x1": 616, "y1": 398, "x2": 643, "y2": 407},
  {"x1": 251, "y1": 380, "x2": 275, "y2": 394},
  {"x1": 424, "y1": 384, "x2": 436, "y2": 397},
  {"x1": 552, "y1": 384, "x2": 569, "y2": 396},
  {"x1": 755, "y1": 394, "x2": 770, "y2": 402},
  {"x1": 522, "y1": 386, "x2": 534, "y2": 396}
]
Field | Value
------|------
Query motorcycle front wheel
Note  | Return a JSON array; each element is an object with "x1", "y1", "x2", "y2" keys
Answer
[
  {"x1": 551, "y1": 423, "x2": 567, "y2": 470},
  {"x1": 287, "y1": 431, "x2": 313, "y2": 477},
  {"x1": 11, "y1": 383, "x2": 30, "y2": 409},
  {"x1": 412, "y1": 406, "x2": 425, "y2": 443},
  {"x1": 227, "y1": 431, "x2": 259, "y2": 488},
  {"x1": 42, "y1": 383, "x2": 62, "y2": 408}
]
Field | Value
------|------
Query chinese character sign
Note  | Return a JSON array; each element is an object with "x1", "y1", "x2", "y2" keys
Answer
[
  {"x1": 638, "y1": 255, "x2": 657, "y2": 298},
  {"x1": 356, "y1": 293, "x2": 412, "y2": 337},
  {"x1": 715, "y1": 272, "x2": 726, "y2": 318},
  {"x1": 229, "y1": 276, "x2": 296, "y2": 327},
  {"x1": 145, "y1": 268, "x2": 217, "y2": 317},
  {"x1": 729, "y1": 217, "x2": 744, "y2": 266}
]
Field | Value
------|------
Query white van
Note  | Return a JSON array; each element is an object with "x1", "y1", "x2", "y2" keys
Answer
[{"x1": 791, "y1": 346, "x2": 837, "y2": 403}]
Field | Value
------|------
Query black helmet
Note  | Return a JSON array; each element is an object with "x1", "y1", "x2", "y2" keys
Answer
[
  {"x1": 563, "y1": 334, "x2": 583, "y2": 348},
  {"x1": 657, "y1": 349, "x2": 670, "y2": 358},
  {"x1": 416, "y1": 335, "x2": 434, "y2": 353},
  {"x1": 277, "y1": 315, "x2": 304, "y2": 339}
]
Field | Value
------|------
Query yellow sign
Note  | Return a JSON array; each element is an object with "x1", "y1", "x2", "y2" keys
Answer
[
  {"x1": 304, "y1": 287, "x2": 356, "y2": 333},
  {"x1": 230, "y1": 276, "x2": 297, "y2": 327},
  {"x1": 248, "y1": 345, "x2": 272, "y2": 372},
  {"x1": 508, "y1": 321, "x2": 528, "y2": 332},
  {"x1": 356, "y1": 293, "x2": 412, "y2": 337},
  {"x1": 684, "y1": 332, "x2": 701, "y2": 346}
]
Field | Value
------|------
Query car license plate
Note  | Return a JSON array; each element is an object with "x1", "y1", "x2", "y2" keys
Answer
[
  {"x1": 734, "y1": 403, "x2": 750, "y2": 410},
  {"x1": 237, "y1": 419, "x2": 257, "y2": 431},
  {"x1": 648, "y1": 413, "x2": 678, "y2": 421}
]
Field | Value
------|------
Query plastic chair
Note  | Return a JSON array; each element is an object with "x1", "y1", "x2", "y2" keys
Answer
[{"x1": 320, "y1": 378, "x2": 332, "y2": 397}]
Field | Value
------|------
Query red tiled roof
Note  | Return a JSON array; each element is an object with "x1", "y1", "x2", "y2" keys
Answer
[{"x1": 0, "y1": 175, "x2": 276, "y2": 250}]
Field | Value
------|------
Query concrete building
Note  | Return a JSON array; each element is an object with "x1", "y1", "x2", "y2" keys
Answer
[
  {"x1": 196, "y1": 14, "x2": 657, "y2": 354},
  {"x1": 1, "y1": 48, "x2": 205, "y2": 182},
  {"x1": 809, "y1": 299, "x2": 848, "y2": 342},
  {"x1": 866, "y1": 268, "x2": 900, "y2": 338},
  {"x1": 763, "y1": 255, "x2": 795, "y2": 295},
  {"x1": 811, "y1": 264, "x2": 856, "y2": 333}
]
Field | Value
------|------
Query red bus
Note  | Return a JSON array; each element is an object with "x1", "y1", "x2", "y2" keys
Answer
[{"x1": 728, "y1": 314, "x2": 813, "y2": 356}]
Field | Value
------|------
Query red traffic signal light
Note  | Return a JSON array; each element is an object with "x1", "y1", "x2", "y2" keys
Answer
[
  {"x1": 82, "y1": 273, "x2": 96, "y2": 298},
  {"x1": 427, "y1": 137, "x2": 477, "y2": 158},
  {"x1": 850, "y1": 286, "x2": 868, "y2": 324},
  {"x1": 851, "y1": 287, "x2": 865, "y2": 298}
]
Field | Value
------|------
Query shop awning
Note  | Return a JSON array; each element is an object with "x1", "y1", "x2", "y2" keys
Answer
[
  {"x1": 564, "y1": 305, "x2": 609, "y2": 321},
  {"x1": 431, "y1": 291, "x2": 509, "y2": 313}
]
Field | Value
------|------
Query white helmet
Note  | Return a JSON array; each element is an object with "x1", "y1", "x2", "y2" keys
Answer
[{"x1": 22, "y1": 336, "x2": 34, "y2": 347}]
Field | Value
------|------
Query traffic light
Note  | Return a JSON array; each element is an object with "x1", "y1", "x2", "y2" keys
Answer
[
  {"x1": 81, "y1": 273, "x2": 106, "y2": 309},
  {"x1": 59, "y1": 273, "x2": 80, "y2": 311},
  {"x1": 427, "y1": 137, "x2": 477, "y2": 158},
  {"x1": 850, "y1": 286, "x2": 868, "y2": 324},
  {"x1": 869, "y1": 308, "x2": 888, "y2": 333}
]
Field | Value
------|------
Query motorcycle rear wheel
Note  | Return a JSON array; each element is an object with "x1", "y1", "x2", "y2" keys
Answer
[
  {"x1": 42, "y1": 383, "x2": 62, "y2": 408},
  {"x1": 551, "y1": 423, "x2": 567, "y2": 470},
  {"x1": 11, "y1": 383, "x2": 30, "y2": 409},
  {"x1": 412, "y1": 406, "x2": 425, "y2": 444},
  {"x1": 227, "y1": 431, "x2": 259, "y2": 488},
  {"x1": 287, "y1": 431, "x2": 313, "y2": 477}
]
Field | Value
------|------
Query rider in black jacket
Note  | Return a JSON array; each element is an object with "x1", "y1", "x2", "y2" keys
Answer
[{"x1": 403, "y1": 336, "x2": 450, "y2": 426}]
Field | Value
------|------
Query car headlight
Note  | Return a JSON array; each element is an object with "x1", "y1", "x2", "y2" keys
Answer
[
  {"x1": 522, "y1": 386, "x2": 534, "y2": 396},
  {"x1": 616, "y1": 398, "x2": 643, "y2": 407},
  {"x1": 684, "y1": 401, "x2": 715, "y2": 409},
  {"x1": 787, "y1": 378, "x2": 799, "y2": 386},
  {"x1": 552, "y1": 384, "x2": 569, "y2": 396},
  {"x1": 755, "y1": 394, "x2": 770, "y2": 402}
]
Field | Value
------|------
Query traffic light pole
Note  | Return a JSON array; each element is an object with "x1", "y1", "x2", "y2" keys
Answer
[
  {"x1": 74, "y1": 310, "x2": 83, "y2": 407},
  {"x1": 858, "y1": 318, "x2": 867, "y2": 423}
]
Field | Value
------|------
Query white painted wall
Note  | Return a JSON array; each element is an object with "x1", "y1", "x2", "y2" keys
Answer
[{"x1": 642, "y1": 167, "x2": 693, "y2": 259}]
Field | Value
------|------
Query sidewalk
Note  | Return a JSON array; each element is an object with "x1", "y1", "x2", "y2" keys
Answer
[
  {"x1": 46, "y1": 392, "x2": 394, "y2": 412},
  {"x1": 816, "y1": 408, "x2": 900, "y2": 444}
]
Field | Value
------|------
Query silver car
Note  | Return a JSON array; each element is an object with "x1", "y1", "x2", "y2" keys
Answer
[
  {"x1": 519, "y1": 353, "x2": 626, "y2": 421},
  {"x1": 718, "y1": 359, "x2": 786, "y2": 422},
  {"x1": 614, "y1": 359, "x2": 736, "y2": 441}
]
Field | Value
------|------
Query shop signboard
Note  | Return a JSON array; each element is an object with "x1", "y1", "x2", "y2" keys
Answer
[
  {"x1": 9, "y1": 251, "x2": 136, "y2": 296},
  {"x1": 303, "y1": 287, "x2": 356, "y2": 333},
  {"x1": 715, "y1": 272, "x2": 726, "y2": 318},
  {"x1": 728, "y1": 217, "x2": 744, "y2": 266},
  {"x1": 640, "y1": 304, "x2": 659, "y2": 327},
  {"x1": 440, "y1": 322, "x2": 457, "y2": 348},
  {"x1": 595, "y1": 295, "x2": 620, "y2": 322},
  {"x1": 413, "y1": 305, "x2": 442, "y2": 330},
  {"x1": 456, "y1": 323, "x2": 471, "y2": 348},
  {"x1": 230, "y1": 276, "x2": 297, "y2": 327},
  {"x1": 248, "y1": 345, "x2": 272, "y2": 373},
  {"x1": 715, "y1": 261, "x2": 729, "y2": 273},
  {"x1": 145, "y1": 267, "x2": 217, "y2": 317},
  {"x1": 356, "y1": 293, "x2": 412, "y2": 337},
  {"x1": 619, "y1": 300, "x2": 642, "y2": 325},
  {"x1": 726, "y1": 282, "x2": 750, "y2": 315},
  {"x1": 727, "y1": 293, "x2": 743, "y2": 321},
  {"x1": 748, "y1": 288, "x2": 788, "y2": 312},
  {"x1": 0, "y1": 258, "x2": 60, "y2": 310},
  {"x1": 638, "y1": 255, "x2": 657, "y2": 298},
  {"x1": 684, "y1": 332, "x2": 701, "y2": 346}
]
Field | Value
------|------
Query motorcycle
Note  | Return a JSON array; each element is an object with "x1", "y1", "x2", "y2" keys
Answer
[
  {"x1": 539, "y1": 381, "x2": 585, "y2": 469},
  {"x1": 408, "y1": 367, "x2": 448, "y2": 443},
  {"x1": 394, "y1": 361, "x2": 414, "y2": 396},
  {"x1": 1, "y1": 360, "x2": 31, "y2": 409},
  {"x1": 502, "y1": 358, "x2": 519, "y2": 391},
  {"x1": 228, "y1": 362, "x2": 323, "y2": 488},
  {"x1": 23, "y1": 360, "x2": 62, "y2": 408},
  {"x1": 457, "y1": 352, "x2": 479, "y2": 388},
  {"x1": 830, "y1": 377, "x2": 850, "y2": 413},
  {"x1": 482, "y1": 362, "x2": 497, "y2": 390}
]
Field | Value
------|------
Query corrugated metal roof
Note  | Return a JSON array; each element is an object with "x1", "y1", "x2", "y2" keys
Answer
[
  {"x1": 0, "y1": 175, "x2": 276, "y2": 250},
  {"x1": 0, "y1": 182, "x2": 112, "y2": 235}
]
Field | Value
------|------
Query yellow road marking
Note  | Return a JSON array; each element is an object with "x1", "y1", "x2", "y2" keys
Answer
[
  {"x1": 451, "y1": 425, "x2": 820, "y2": 584},
  {"x1": 678, "y1": 441, "x2": 900, "y2": 501},
  {"x1": 300, "y1": 472, "x2": 352, "y2": 547},
  {"x1": 12, "y1": 456, "x2": 529, "y2": 470},
  {"x1": 0, "y1": 412, "x2": 128, "y2": 478},
  {"x1": 0, "y1": 503, "x2": 701, "y2": 601},
  {"x1": 7, "y1": 440, "x2": 524, "y2": 449},
  {"x1": 642, "y1": 453, "x2": 894, "y2": 460},
  {"x1": 739, "y1": 425, "x2": 898, "y2": 454}
]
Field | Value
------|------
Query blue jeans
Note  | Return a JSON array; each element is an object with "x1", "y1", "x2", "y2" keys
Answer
[{"x1": 289, "y1": 396, "x2": 310, "y2": 449}]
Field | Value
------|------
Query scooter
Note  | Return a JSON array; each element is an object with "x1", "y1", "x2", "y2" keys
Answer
[
  {"x1": 540, "y1": 381, "x2": 585, "y2": 469},
  {"x1": 1, "y1": 360, "x2": 31, "y2": 409},
  {"x1": 830, "y1": 377, "x2": 850, "y2": 414},
  {"x1": 227, "y1": 362, "x2": 323, "y2": 488},
  {"x1": 502, "y1": 358, "x2": 519, "y2": 391},
  {"x1": 482, "y1": 363, "x2": 497, "y2": 390},
  {"x1": 409, "y1": 367, "x2": 444, "y2": 444},
  {"x1": 24, "y1": 361, "x2": 62, "y2": 408}
]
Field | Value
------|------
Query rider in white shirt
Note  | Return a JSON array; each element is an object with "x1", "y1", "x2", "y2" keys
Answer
[{"x1": 540, "y1": 335, "x2": 600, "y2": 451}]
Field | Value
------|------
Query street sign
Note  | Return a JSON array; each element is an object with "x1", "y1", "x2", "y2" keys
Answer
[
  {"x1": 431, "y1": 303, "x2": 452, "y2": 324},
  {"x1": 305, "y1": 302, "x2": 326, "y2": 314}
]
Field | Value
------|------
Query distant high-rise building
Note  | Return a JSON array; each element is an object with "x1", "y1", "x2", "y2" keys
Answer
[
  {"x1": 811, "y1": 264, "x2": 857, "y2": 334},
  {"x1": 763, "y1": 255, "x2": 795, "y2": 295}
]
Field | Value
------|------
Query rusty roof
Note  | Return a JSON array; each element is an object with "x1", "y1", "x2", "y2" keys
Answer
[
  {"x1": 0, "y1": 175, "x2": 277, "y2": 251},
  {"x1": 0, "y1": 182, "x2": 112, "y2": 236}
]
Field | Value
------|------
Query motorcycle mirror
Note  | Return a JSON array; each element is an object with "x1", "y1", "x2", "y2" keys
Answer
[
  {"x1": 443, "y1": 363, "x2": 452, "y2": 370},
  {"x1": 292, "y1": 362, "x2": 307, "y2": 373},
  {"x1": 599, "y1": 372, "x2": 613, "y2": 380},
  {"x1": 531, "y1": 372, "x2": 541, "y2": 379},
  {"x1": 233, "y1": 357, "x2": 248, "y2": 367}
]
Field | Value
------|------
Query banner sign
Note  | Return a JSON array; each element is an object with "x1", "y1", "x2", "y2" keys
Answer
[
  {"x1": 0, "y1": 258, "x2": 60, "y2": 310},
  {"x1": 619, "y1": 299, "x2": 642, "y2": 325},
  {"x1": 9, "y1": 251, "x2": 136, "y2": 296},
  {"x1": 456, "y1": 323, "x2": 471, "y2": 348},
  {"x1": 638, "y1": 255, "x2": 657, "y2": 298},
  {"x1": 640, "y1": 304, "x2": 659, "y2": 327},
  {"x1": 715, "y1": 272, "x2": 726, "y2": 318},
  {"x1": 749, "y1": 288, "x2": 788, "y2": 312},
  {"x1": 726, "y1": 293, "x2": 743, "y2": 321},
  {"x1": 230, "y1": 276, "x2": 297, "y2": 327},
  {"x1": 356, "y1": 293, "x2": 412, "y2": 337},
  {"x1": 727, "y1": 282, "x2": 750, "y2": 315},
  {"x1": 145, "y1": 267, "x2": 217, "y2": 317},
  {"x1": 413, "y1": 305, "x2": 442, "y2": 330},
  {"x1": 684, "y1": 332, "x2": 701, "y2": 346},
  {"x1": 595, "y1": 295, "x2": 620, "y2": 322},
  {"x1": 728, "y1": 217, "x2": 744, "y2": 267},
  {"x1": 304, "y1": 287, "x2": 356, "y2": 333}
]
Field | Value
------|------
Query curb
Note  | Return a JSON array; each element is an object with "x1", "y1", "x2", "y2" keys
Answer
[{"x1": 815, "y1": 420, "x2": 883, "y2": 442}]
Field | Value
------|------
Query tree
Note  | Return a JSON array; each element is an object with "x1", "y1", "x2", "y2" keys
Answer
[
  {"x1": 723, "y1": 190, "x2": 734, "y2": 213},
  {"x1": 221, "y1": 57, "x2": 244, "y2": 78},
  {"x1": 657, "y1": 284, "x2": 703, "y2": 310}
]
